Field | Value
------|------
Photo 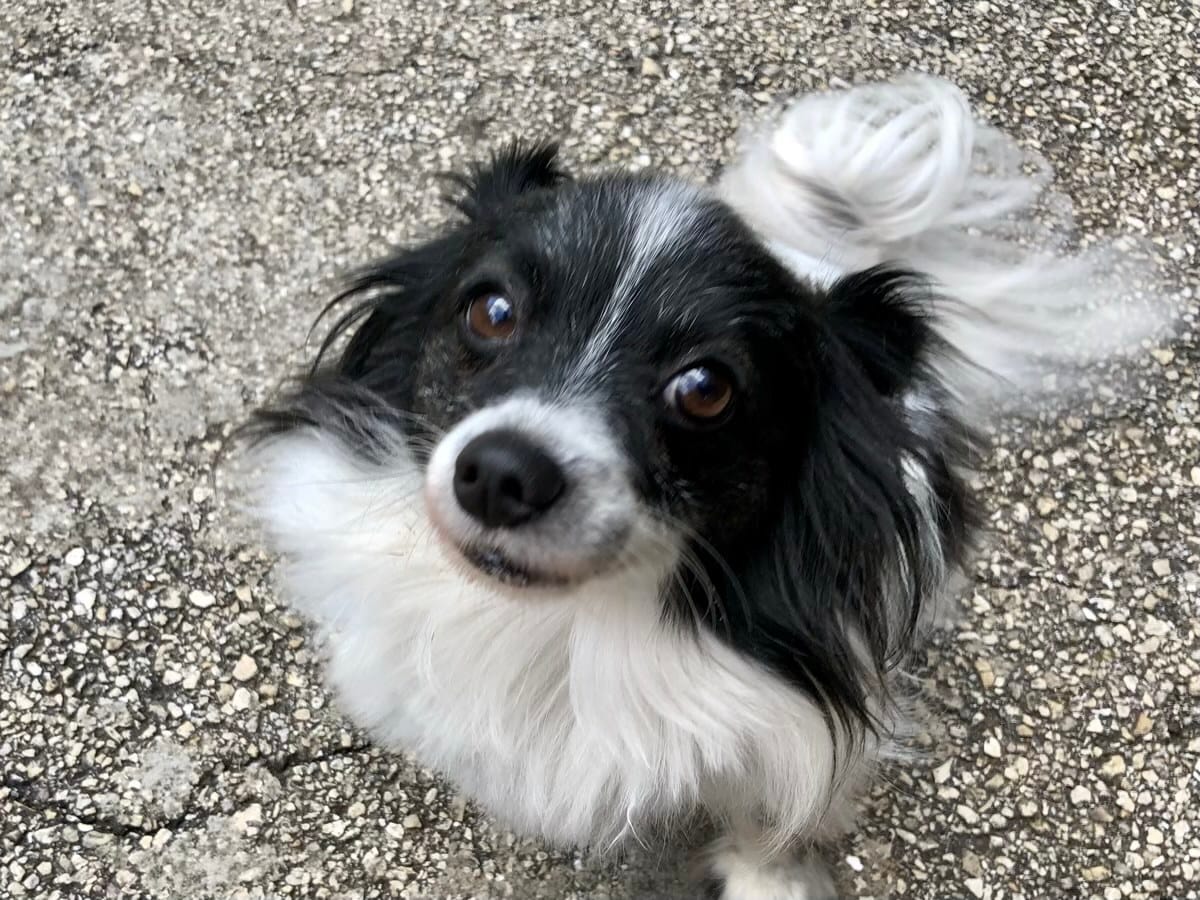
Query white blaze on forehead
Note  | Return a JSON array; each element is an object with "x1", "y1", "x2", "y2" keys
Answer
[{"x1": 560, "y1": 180, "x2": 706, "y2": 392}]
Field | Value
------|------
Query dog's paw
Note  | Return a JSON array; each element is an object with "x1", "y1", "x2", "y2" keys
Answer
[{"x1": 699, "y1": 836, "x2": 838, "y2": 900}]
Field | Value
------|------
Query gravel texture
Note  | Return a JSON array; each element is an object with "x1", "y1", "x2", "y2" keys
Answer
[{"x1": 1, "y1": 1, "x2": 1197, "y2": 898}]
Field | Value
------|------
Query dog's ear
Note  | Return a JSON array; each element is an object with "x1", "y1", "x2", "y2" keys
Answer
[
  {"x1": 248, "y1": 233, "x2": 461, "y2": 447},
  {"x1": 323, "y1": 232, "x2": 464, "y2": 381},
  {"x1": 823, "y1": 266, "x2": 938, "y2": 398},
  {"x1": 713, "y1": 342, "x2": 931, "y2": 736},
  {"x1": 443, "y1": 140, "x2": 571, "y2": 221}
]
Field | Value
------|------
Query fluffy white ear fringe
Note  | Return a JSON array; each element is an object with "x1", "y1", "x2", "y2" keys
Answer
[{"x1": 718, "y1": 74, "x2": 1175, "y2": 408}]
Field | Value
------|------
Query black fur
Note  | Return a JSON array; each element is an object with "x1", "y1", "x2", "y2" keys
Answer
[
  {"x1": 441, "y1": 139, "x2": 570, "y2": 221},
  {"x1": 253, "y1": 144, "x2": 982, "y2": 736}
]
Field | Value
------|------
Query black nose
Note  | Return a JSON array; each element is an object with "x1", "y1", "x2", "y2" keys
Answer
[{"x1": 453, "y1": 430, "x2": 566, "y2": 529}]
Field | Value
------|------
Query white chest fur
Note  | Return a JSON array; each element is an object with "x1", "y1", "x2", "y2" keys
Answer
[{"x1": 256, "y1": 434, "x2": 845, "y2": 848}]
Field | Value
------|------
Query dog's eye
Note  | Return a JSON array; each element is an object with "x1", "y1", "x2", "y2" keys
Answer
[
  {"x1": 665, "y1": 365, "x2": 734, "y2": 422},
  {"x1": 466, "y1": 293, "x2": 517, "y2": 341}
]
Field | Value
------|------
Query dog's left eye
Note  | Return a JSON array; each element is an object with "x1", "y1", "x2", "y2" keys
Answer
[
  {"x1": 665, "y1": 364, "x2": 734, "y2": 423},
  {"x1": 466, "y1": 292, "x2": 517, "y2": 341}
]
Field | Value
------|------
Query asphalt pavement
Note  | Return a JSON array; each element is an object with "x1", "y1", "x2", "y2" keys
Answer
[{"x1": 1, "y1": 1, "x2": 1197, "y2": 898}]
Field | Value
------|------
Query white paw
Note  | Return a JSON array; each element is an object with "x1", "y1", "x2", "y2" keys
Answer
[{"x1": 703, "y1": 837, "x2": 838, "y2": 900}]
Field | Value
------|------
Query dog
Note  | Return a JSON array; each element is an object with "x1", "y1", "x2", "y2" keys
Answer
[{"x1": 248, "y1": 76, "x2": 1162, "y2": 898}]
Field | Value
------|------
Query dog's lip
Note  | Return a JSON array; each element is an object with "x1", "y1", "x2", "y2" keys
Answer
[
  {"x1": 459, "y1": 544, "x2": 571, "y2": 589},
  {"x1": 423, "y1": 480, "x2": 629, "y2": 590},
  {"x1": 424, "y1": 497, "x2": 573, "y2": 589}
]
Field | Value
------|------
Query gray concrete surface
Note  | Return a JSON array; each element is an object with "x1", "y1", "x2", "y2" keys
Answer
[{"x1": 1, "y1": 1, "x2": 1197, "y2": 898}]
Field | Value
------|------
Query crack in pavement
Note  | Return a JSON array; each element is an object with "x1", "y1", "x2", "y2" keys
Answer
[{"x1": 4, "y1": 741, "x2": 373, "y2": 843}]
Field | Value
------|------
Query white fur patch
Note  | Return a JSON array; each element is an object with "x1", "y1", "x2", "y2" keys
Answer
[
  {"x1": 561, "y1": 180, "x2": 705, "y2": 393},
  {"x1": 704, "y1": 831, "x2": 837, "y2": 900},
  {"x1": 254, "y1": 430, "x2": 849, "y2": 849}
]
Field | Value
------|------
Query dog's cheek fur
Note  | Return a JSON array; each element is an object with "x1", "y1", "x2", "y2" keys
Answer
[
  {"x1": 409, "y1": 329, "x2": 475, "y2": 434},
  {"x1": 673, "y1": 268, "x2": 980, "y2": 737}
]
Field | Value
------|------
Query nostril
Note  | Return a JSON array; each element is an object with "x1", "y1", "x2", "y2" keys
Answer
[
  {"x1": 460, "y1": 463, "x2": 479, "y2": 485},
  {"x1": 497, "y1": 474, "x2": 524, "y2": 503}
]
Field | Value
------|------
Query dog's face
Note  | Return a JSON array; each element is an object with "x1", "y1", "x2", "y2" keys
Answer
[
  {"x1": 325, "y1": 146, "x2": 824, "y2": 590},
  {"x1": 260, "y1": 143, "x2": 974, "y2": 728}
]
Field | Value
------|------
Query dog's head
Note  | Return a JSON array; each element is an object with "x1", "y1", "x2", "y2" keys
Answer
[{"x1": 256, "y1": 143, "x2": 976, "y2": 729}]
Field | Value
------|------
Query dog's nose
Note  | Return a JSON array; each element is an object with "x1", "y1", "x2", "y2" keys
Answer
[{"x1": 453, "y1": 430, "x2": 566, "y2": 529}]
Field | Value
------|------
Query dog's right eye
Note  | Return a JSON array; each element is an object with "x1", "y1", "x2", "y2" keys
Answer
[{"x1": 465, "y1": 292, "x2": 518, "y2": 342}]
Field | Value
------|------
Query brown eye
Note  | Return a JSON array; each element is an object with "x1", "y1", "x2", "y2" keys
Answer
[
  {"x1": 466, "y1": 293, "x2": 517, "y2": 341},
  {"x1": 666, "y1": 365, "x2": 734, "y2": 422}
]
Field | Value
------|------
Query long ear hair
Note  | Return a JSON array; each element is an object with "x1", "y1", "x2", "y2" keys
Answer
[
  {"x1": 246, "y1": 141, "x2": 571, "y2": 447},
  {"x1": 245, "y1": 232, "x2": 459, "y2": 450},
  {"x1": 689, "y1": 267, "x2": 981, "y2": 742}
]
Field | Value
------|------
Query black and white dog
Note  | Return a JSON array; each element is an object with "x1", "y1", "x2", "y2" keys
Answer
[{"x1": 250, "y1": 77, "x2": 1159, "y2": 898}]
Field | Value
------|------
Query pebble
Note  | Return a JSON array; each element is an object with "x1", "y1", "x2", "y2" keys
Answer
[
  {"x1": 232, "y1": 655, "x2": 258, "y2": 681},
  {"x1": 1143, "y1": 618, "x2": 1170, "y2": 637},
  {"x1": 1070, "y1": 785, "x2": 1093, "y2": 805},
  {"x1": 983, "y1": 737, "x2": 1002, "y2": 759},
  {"x1": 64, "y1": 547, "x2": 85, "y2": 566},
  {"x1": 640, "y1": 57, "x2": 663, "y2": 77},
  {"x1": 1134, "y1": 636, "x2": 1161, "y2": 654},
  {"x1": 231, "y1": 687, "x2": 254, "y2": 711},
  {"x1": 188, "y1": 589, "x2": 216, "y2": 608},
  {"x1": 402, "y1": 814, "x2": 422, "y2": 830},
  {"x1": 974, "y1": 658, "x2": 996, "y2": 689},
  {"x1": 323, "y1": 819, "x2": 348, "y2": 838},
  {"x1": 965, "y1": 877, "x2": 985, "y2": 898},
  {"x1": 1100, "y1": 755, "x2": 1127, "y2": 778}
]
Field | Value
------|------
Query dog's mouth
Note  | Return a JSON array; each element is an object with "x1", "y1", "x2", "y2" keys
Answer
[
  {"x1": 422, "y1": 469, "x2": 634, "y2": 592},
  {"x1": 427, "y1": 521, "x2": 577, "y2": 589},
  {"x1": 459, "y1": 544, "x2": 571, "y2": 589}
]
